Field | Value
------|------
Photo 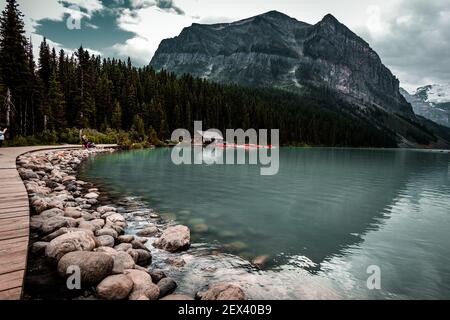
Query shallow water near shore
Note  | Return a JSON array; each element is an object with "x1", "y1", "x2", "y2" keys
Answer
[{"x1": 79, "y1": 148, "x2": 450, "y2": 299}]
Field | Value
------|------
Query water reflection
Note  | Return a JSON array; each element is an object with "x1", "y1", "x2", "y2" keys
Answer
[{"x1": 80, "y1": 148, "x2": 450, "y2": 299}]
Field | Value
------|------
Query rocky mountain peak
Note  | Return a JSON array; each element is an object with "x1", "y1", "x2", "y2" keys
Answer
[{"x1": 151, "y1": 11, "x2": 413, "y2": 115}]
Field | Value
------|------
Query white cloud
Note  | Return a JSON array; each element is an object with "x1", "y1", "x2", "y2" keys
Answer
[
  {"x1": 359, "y1": 0, "x2": 450, "y2": 89},
  {"x1": 113, "y1": 6, "x2": 193, "y2": 64},
  {"x1": 111, "y1": 36, "x2": 153, "y2": 64}
]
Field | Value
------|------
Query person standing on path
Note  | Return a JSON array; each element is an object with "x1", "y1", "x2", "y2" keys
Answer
[{"x1": 0, "y1": 128, "x2": 7, "y2": 147}]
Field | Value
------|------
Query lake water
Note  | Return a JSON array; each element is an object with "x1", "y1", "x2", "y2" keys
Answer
[{"x1": 80, "y1": 148, "x2": 450, "y2": 299}]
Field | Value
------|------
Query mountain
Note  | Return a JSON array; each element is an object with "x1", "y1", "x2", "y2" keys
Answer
[
  {"x1": 151, "y1": 11, "x2": 450, "y2": 148},
  {"x1": 151, "y1": 11, "x2": 412, "y2": 115},
  {"x1": 401, "y1": 85, "x2": 450, "y2": 128}
]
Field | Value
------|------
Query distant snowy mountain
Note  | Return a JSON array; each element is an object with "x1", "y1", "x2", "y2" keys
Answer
[{"x1": 401, "y1": 85, "x2": 450, "y2": 128}]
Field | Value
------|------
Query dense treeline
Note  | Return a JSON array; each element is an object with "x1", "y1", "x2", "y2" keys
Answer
[{"x1": 0, "y1": 0, "x2": 396, "y2": 147}]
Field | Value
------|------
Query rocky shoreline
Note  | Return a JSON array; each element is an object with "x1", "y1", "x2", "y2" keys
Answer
[{"x1": 18, "y1": 147, "x2": 245, "y2": 300}]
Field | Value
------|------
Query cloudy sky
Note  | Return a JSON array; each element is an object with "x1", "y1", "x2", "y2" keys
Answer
[{"x1": 1, "y1": 0, "x2": 449, "y2": 91}]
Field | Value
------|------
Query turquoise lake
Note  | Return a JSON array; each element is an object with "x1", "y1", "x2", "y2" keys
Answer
[{"x1": 80, "y1": 148, "x2": 450, "y2": 299}]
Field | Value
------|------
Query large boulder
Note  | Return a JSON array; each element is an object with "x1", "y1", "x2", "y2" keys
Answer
[
  {"x1": 40, "y1": 208, "x2": 64, "y2": 219},
  {"x1": 96, "y1": 235, "x2": 115, "y2": 247},
  {"x1": 40, "y1": 216, "x2": 77, "y2": 235},
  {"x1": 134, "y1": 249, "x2": 152, "y2": 267},
  {"x1": 117, "y1": 235, "x2": 134, "y2": 243},
  {"x1": 96, "y1": 274, "x2": 134, "y2": 300},
  {"x1": 153, "y1": 225, "x2": 190, "y2": 252},
  {"x1": 114, "y1": 243, "x2": 132, "y2": 252},
  {"x1": 97, "y1": 206, "x2": 117, "y2": 214},
  {"x1": 106, "y1": 213, "x2": 127, "y2": 229},
  {"x1": 64, "y1": 207, "x2": 83, "y2": 219},
  {"x1": 124, "y1": 269, "x2": 160, "y2": 300},
  {"x1": 57, "y1": 251, "x2": 114, "y2": 286},
  {"x1": 200, "y1": 283, "x2": 246, "y2": 300},
  {"x1": 157, "y1": 278, "x2": 177, "y2": 298},
  {"x1": 96, "y1": 228, "x2": 119, "y2": 239},
  {"x1": 136, "y1": 226, "x2": 158, "y2": 237},
  {"x1": 45, "y1": 230, "x2": 98, "y2": 260},
  {"x1": 150, "y1": 270, "x2": 166, "y2": 284},
  {"x1": 112, "y1": 251, "x2": 136, "y2": 274},
  {"x1": 42, "y1": 227, "x2": 86, "y2": 242}
]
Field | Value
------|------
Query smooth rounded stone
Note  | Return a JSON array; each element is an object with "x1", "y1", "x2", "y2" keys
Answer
[
  {"x1": 86, "y1": 199, "x2": 98, "y2": 205},
  {"x1": 96, "y1": 228, "x2": 119, "y2": 239},
  {"x1": 134, "y1": 265, "x2": 150, "y2": 274},
  {"x1": 136, "y1": 226, "x2": 158, "y2": 237},
  {"x1": 117, "y1": 235, "x2": 134, "y2": 243},
  {"x1": 25, "y1": 182, "x2": 51, "y2": 195},
  {"x1": 149, "y1": 270, "x2": 166, "y2": 284},
  {"x1": 42, "y1": 227, "x2": 88, "y2": 242},
  {"x1": 252, "y1": 255, "x2": 270, "y2": 269},
  {"x1": 95, "y1": 246, "x2": 118, "y2": 256},
  {"x1": 47, "y1": 199, "x2": 64, "y2": 210},
  {"x1": 57, "y1": 251, "x2": 114, "y2": 286},
  {"x1": 45, "y1": 230, "x2": 97, "y2": 261},
  {"x1": 157, "y1": 278, "x2": 177, "y2": 298},
  {"x1": 97, "y1": 206, "x2": 117, "y2": 214},
  {"x1": 134, "y1": 249, "x2": 152, "y2": 267},
  {"x1": 40, "y1": 216, "x2": 78, "y2": 235},
  {"x1": 114, "y1": 243, "x2": 133, "y2": 252},
  {"x1": 31, "y1": 241, "x2": 49, "y2": 255},
  {"x1": 88, "y1": 188, "x2": 98, "y2": 193},
  {"x1": 105, "y1": 222, "x2": 125, "y2": 235},
  {"x1": 149, "y1": 213, "x2": 159, "y2": 219},
  {"x1": 80, "y1": 204, "x2": 92, "y2": 209},
  {"x1": 96, "y1": 274, "x2": 133, "y2": 300},
  {"x1": 19, "y1": 168, "x2": 39, "y2": 180},
  {"x1": 124, "y1": 269, "x2": 160, "y2": 300},
  {"x1": 32, "y1": 197, "x2": 53, "y2": 214},
  {"x1": 131, "y1": 240, "x2": 149, "y2": 251},
  {"x1": 127, "y1": 249, "x2": 139, "y2": 263},
  {"x1": 64, "y1": 201, "x2": 78, "y2": 208},
  {"x1": 193, "y1": 224, "x2": 209, "y2": 233},
  {"x1": 200, "y1": 283, "x2": 246, "y2": 300},
  {"x1": 160, "y1": 294, "x2": 194, "y2": 301},
  {"x1": 90, "y1": 219, "x2": 106, "y2": 229},
  {"x1": 54, "y1": 185, "x2": 66, "y2": 192},
  {"x1": 101, "y1": 212, "x2": 115, "y2": 219},
  {"x1": 106, "y1": 213, "x2": 127, "y2": 228},
  {"x1": 30, "y1": 216, "x2": 44, "y2": 230},
  {"x1": 96, "y1": 235, "x2": 115, "y2": 247},
  {"x1": 64, "y1": 207, "x2": 82, "y2": 219},
  {"x1": 112, "y1": 251, "x2": 136, "y2": 274},
  {"x1": 40, "y1": 208, "x2": 64, "y2": 219},
  {"x1": 66, "y1": 184, "x2": 77, "y2": 192},
  {"x1": 81, "y1": 212, "x2": 95, "y2": 221},
  {"x1": 75, "y1": 197, "x2": 86, "y2": 204},
  {"x1": 62, "y1": 176, "x2": 76, "y2": 183},
  {"x1": 165, "y1": 257, "x2": 186, "y2": 268},
  {"x1": 84, "y1": 192, "x2": 99, "y2": 199},
  {"x1": 153, "y1": 225, "x2": 190, "y2": 253},
  {"x1": 78, "y1": 221, "x2": 101, "y2": 232}
]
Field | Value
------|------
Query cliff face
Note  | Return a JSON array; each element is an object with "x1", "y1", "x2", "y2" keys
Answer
[{"x1": 151, "y1": 11, "x2": 413, "y2": 115}]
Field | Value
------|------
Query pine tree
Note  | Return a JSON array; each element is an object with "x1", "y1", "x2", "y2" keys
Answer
[
  {"x1": 38, "y1": 37, "x2": 51, "y2": 93},
  {"x1": 48, "y1": 71, "x2": 66, "y2": 129},
  {"x1": 0, "y1": 0, "x2": 31, "y2": 135},
  {"x1": 111, "y1": 101, "x2": 122, "y2": 129}
]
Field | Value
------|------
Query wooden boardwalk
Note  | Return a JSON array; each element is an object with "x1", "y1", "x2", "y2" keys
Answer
[{"x1": 0, "y1": 145, "x2": 115, "y2": 300}]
